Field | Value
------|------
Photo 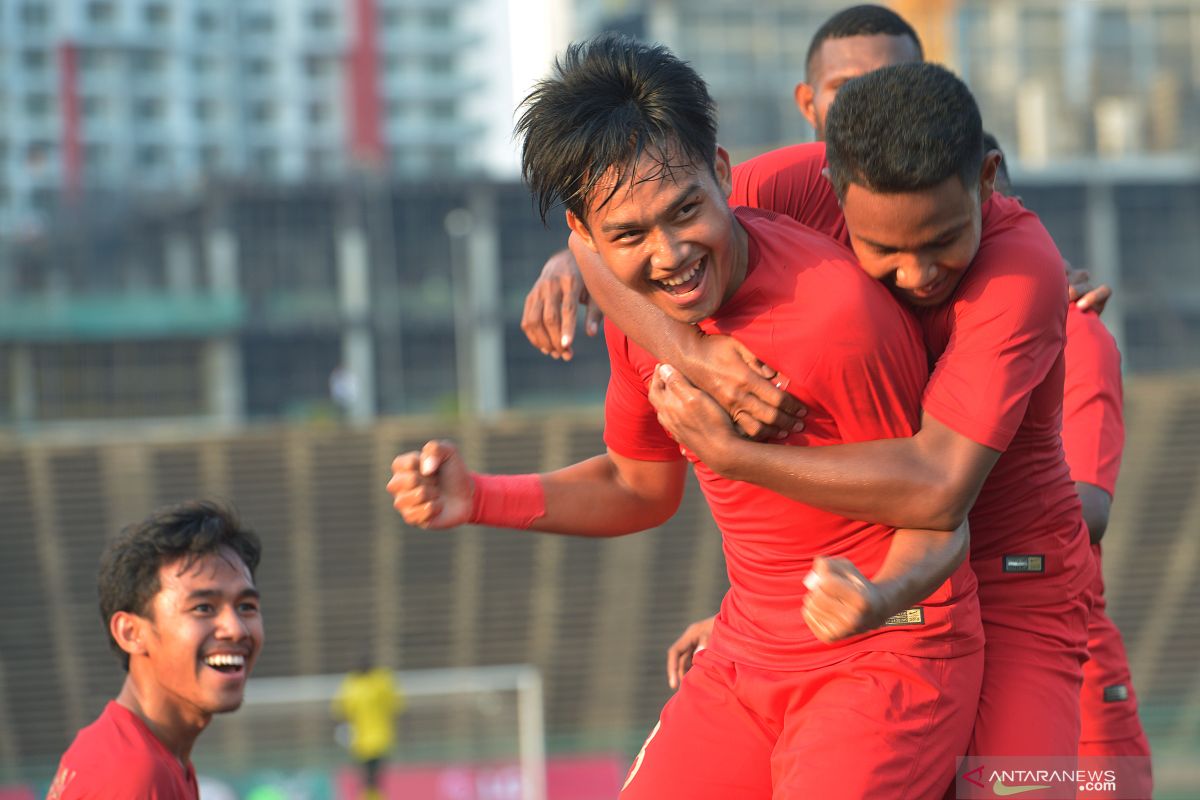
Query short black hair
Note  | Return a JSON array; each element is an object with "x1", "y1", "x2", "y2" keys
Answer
[
  {"x1": 982, "y1": 131, "x2": 1012, "y2": 193},
  {"x1": 98, "y1": 500, "x2": 261, "y2": 671},
  {"x1": 805, "y1": 5, "x2": 923, "y2": 78},
  {"x1": 516, "y1": 32, "x2": 718, "y2": 224},
  {"x1": 825, "y1": 62, "x2": 984, "y2": 197}
]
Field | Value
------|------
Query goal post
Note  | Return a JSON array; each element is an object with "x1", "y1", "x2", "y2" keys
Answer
[{"x1": 197, "y1": 664, "x2": 547, "y2": 800}]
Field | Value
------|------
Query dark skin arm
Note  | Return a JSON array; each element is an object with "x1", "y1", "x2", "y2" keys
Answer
[
  {"x1": 649, "y1": 364, "x2": 1000, "y2": 532},
  {"x1": 1076, "y1": 481, "x2": 1112, "y2": 545}
]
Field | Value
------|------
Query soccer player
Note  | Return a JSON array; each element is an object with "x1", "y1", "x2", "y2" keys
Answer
[
  {"x1": 520, "y1": 5, "x2": 921, "y2": 365},
  {"x1": 664, "y1": 143, "x2": 1154, "y2": 795},
  {"x1": 568, "y1": 63, "x2": 1094, "y2": 763},
  {"x1": 332, "y1": 654, "x2": 407, "y2": 800},
  {"x1": 47, "y1": 501, "x2": 263, "y2": 800},
  {"x1": 390, "y1": 33, "x2": 983, "y2": 798}
]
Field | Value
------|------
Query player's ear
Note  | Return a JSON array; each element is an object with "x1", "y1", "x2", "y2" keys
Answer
[
  {"x1": 565, "y1": 210, "x2": 597, "y2": 251},
  {"x1": 977, "y1": 151, "x2": 1002, "y2": 204},
  {"x1": 714, "y1": 146, "x2": 733, "y2": 197},
  {"x1": 794, "y1": 82, "x2": 817, "y2": 129},
  {"x1": 110, "y1": 611, "x2": 149, "y2": 659}
]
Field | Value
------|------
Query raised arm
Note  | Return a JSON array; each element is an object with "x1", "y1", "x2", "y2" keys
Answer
[{"x1": 388, "y1": 439, "x2": 686, "y2": 537}]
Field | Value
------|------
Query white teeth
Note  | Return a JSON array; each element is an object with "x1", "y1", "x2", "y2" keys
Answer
[
  {"x1": 204, "y1": 654, "x2": 245, "y2": 668},
  {"x1": 659, "y1": 261, "x2": 702, "y2": 287}
]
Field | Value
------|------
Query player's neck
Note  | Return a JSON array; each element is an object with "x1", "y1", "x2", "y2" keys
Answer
[{"x1": 116, "y1": 675, "x2": 209, "y2": 764}]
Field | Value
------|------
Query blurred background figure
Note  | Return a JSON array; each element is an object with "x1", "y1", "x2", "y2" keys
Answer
[{"x1": 332, "y1": 654, "x2": 406, "y2": 800}]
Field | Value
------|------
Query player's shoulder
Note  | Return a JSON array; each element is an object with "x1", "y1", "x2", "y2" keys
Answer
[
  {"x1": 976, "y1": 194, "x2": 1062, "y2": 276},
  {"x1": 733, "y1": 142, "x2": 827, "y2": 178},
  {"x1": 1066, "y1": 305, "x2": 1119, "y2": 359},
  {"x1": 53, "y1": 704, "x2": 173, "y2": 797}
]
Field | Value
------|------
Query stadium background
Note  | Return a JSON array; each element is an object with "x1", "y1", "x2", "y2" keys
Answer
[{"x1": 1, "y1": 0, "x2": 1198, "y2": 797}]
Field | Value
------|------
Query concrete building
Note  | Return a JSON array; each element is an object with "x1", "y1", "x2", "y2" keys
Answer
[{"x1": 0, "y1": 0, "x2": 569, "y2": 236}]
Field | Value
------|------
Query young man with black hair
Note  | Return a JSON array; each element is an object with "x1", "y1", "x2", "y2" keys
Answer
[
  {"x1": 572, "y1": 63, "x2": 1094, "y2": 763},
  {"x1": 48, "y1": 501, "x2": 263, "y2": 799},
  {"x1": 520, "y1": 4, "x2": 924, "y2": 363},
  {"x1": 391, "y1": 33, "x2": 983, "y2": 799}
]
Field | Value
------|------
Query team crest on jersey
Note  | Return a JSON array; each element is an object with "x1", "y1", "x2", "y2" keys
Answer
[
  {"x1": 883, "y1": 607, "x2": 925, "y2": 626},
  {"x1": 1103, "y1": 684, "x2": 1129, "y2": 702},
  {"x1": 1002, "y1": 554, "x2": 1045, "y2": 573}
]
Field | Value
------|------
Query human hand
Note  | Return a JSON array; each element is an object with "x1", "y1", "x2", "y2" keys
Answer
[
  {"x1": 649, "y1": 363, "x2": 746, "y2": 469},
  {"x1": 666, "y1": 615, "x2": 715, "y2": 690},
  {"x1": 387, "y1": 440, "x2": 475, "y2": 528},
  {"x1": 1066, "y1": 266, "x2": 1111, "y2": 315},
  {"x1": 685, "y1": 334, "x2": 805, "y2": 441},
  {"x1": 801, "y1": 557, "x2": 889, "y2": 644},
  {"x1": 521, "y1": 248, "x2": 604, "y2": 361}
]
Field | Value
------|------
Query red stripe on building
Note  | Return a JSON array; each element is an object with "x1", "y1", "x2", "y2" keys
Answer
[
  {"x1": 57, "y1": 42, "x2": 83, "y2": 201},
  {"x1": 346, "y1": 0, "x2": 385, "y2": 166}
]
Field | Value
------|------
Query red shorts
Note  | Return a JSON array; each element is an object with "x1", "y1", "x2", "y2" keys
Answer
[
  {"x1": 968, "y1": 587, "x2": 1091, "y2": 758},
  {"x1": 620, "y1": 647, "x2": 984, "y2": 800},
  {"x1": 1077, "y1": 591, "x2": 1151, "y2": 798},
  {"x1": 1076, "y1": 737, "x2": 1153, "y2": 799}
]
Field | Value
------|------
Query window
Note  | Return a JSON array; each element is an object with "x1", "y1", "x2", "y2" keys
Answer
[
  {"x1": 307, "y1": 102, "x2": 329, "y2": 125},
  {"x1": 249, "y1": 101, "x2": 276, "y2": 123},
  {"x1": 21, "y1": 50, "x2": 48, "y2": 71},
  {"x1": 136, "y1": 144, "x2": 163, "y2": 169},
  {"x1": 24, "y1": 94, "x2": 51, "y2": 116},
  {"x1": 135, "y1": 97, "x2": 163, "y2": 121},
  {"x1": 196, "y1": 10, "x2": 218, "y2": 32},
  {"x1": 245, "y1": 57, "x2": 273, "y2": 77},
  {"x1": 425, "y1": 54, "x2": 453, "y2": 74},
  {"x1": 194, "y1": 98, "x2": 218, "y2": 121},
  {"x1": 428, "y1": 99, "x2": 455, "y2": 120},
  {"x1": 82, "y1": 96, "x2": 108, "y2": 118},
  {"x1": 21, "y1": 3, "x2": 50, "y2": 26},
  {"x1": 303, "y1": 55, "x2": 331, "y2": 78},
  {"x1": 309, "y1": 9, "x2": 335, "y2": 30},
  {"x1": 423, "y1": 9, "x2": 451, "y2": 29},
  {"x1": 144, "y1": 3, "x2": 169, "y2": 27},
  {"x1": 87, "y1": 2, "x2": 115, "y2": 25}
]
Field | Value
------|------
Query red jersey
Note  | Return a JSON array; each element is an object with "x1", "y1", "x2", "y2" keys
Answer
[
  {"x1": 729, "y1": 143, "x2": 1095, "y2": 604},
  {"x1": 603, "y1": 207, "x2": 982, "y2": 670},
  {"x1": 1060, "y1": 306, "x2": 1143, "y2": 744},
  {"x1": 48, "y1": 702, "x2": 198, "y2": 800},
  {"x1": 1061, "y1": 305, "x2": 1124, "y2": 497}
]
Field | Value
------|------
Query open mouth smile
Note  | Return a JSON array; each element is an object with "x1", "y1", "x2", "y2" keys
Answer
[{"x1": 654, "y1": 257, "x2": 707, "y2": 297}]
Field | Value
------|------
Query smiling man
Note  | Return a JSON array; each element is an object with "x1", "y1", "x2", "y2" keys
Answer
[
  {"x1": 48, "y1": 501, "x2": 263, "y2": 800},
  {"x1": 390, "y1": 34, "x2": 982, "y2": 799}
]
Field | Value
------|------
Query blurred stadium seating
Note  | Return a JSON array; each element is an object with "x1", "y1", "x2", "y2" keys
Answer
[{"x1": 1, "y1": 379, "x2": 1199, "y2": 792}]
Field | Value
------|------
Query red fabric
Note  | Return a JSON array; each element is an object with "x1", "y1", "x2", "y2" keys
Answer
[
  {"x1": 1061, "y1": 306, "x2": 1125, "y2": 495},
  {"x1": 969, "y1": 592, "x2": 1092, "y2": 758},
  {"x1": 468, "y1": 472, "x2": 546, "y2": 529},
  {"x1": 604, "y1": 207, "x2": 982, "y2": 670},
  {"x1": 729, "y1": 143, "x2": 1094, "y2": 605},
  {"x1": 1077, "y1": 732, "x2": 1153, "y2": 799},
  {"x1": 48, "y1": 702, "x2": 198, "y2": 800},
  {"x1": 1079, "y1": 548, "x2": 1146, "y2": 746},
  {"x1": 620, "y1": 647, "x2": 983, "y2": 800},
  {"x1": 1058, "y1": 310, "x2": 1145, "y2": 749}
]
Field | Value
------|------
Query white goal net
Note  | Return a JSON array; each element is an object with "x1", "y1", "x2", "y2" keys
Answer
[{"x1": 193, "y1": 664, "x2": 547, "y2": 800}]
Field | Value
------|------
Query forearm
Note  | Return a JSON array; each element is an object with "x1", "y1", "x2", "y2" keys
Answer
[
  {"x1": 715, "y1": 433, "x2": 977, "y2": 531},
  {"x1": 871, "y1": 521, "x2": 970, "y2": 616},
  {"x1": 524, "y1": 453, "x2": 684, "y2": 536}
]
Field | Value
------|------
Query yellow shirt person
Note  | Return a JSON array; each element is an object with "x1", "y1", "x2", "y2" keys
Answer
[{"x1": 332, "y1": 665, "x2": 405, "y2": 796}]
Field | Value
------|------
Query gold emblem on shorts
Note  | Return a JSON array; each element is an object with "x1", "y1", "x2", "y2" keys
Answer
[{"x1": 883, "y1": 607, "x2": 925, "y2": 626}]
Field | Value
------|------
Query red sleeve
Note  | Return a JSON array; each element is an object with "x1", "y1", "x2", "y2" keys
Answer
[
  {"x1": 601, "y1": 319, "x2": 686, "y2": 462},
  {"x1": 730, "y1": 143, "x2": 847, "y2": 242},
  {"x1": 1061, "y1": 307, "x2": 1124, "y2": 494},
  {"x1": 921, "y1": 226, "x2": 1068, "y2": 452}
]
